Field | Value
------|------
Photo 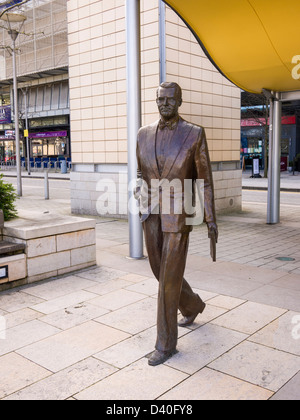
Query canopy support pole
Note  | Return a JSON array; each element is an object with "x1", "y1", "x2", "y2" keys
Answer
[
  {"x1": 267, "y1": 92, "x2": 282, "y2": 224},
  {"x1": 126, "y1": 0, "x2": 144, "y2": 259}
]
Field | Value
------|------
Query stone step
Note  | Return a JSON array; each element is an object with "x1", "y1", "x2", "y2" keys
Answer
[{"x1": 0, "y1": 241, "x2": 26, "y2": 257}]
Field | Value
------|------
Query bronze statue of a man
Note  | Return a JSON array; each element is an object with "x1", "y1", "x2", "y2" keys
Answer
[{"x1": 136, "y1": 82, "x2": 218, "y2": 366}]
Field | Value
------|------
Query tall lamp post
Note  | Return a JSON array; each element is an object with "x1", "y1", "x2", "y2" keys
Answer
[{"x1": 0, "y1": 12, "x2": 26, "y2": 196}]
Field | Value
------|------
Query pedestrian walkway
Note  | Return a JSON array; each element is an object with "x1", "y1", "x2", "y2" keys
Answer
[
  {"x1": 0, "y1": 171, "x2": 299, "y2": 400},
  {"x1": 0, "y1": 168, "x2": 70, "y2": 181},
  {"x1": 242, "y1": 169, "x2": 300, "y2": 192}
]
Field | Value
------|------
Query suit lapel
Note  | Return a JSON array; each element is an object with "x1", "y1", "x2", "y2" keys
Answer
[
  {"x1": 142, "y1": 121, "x2": 160, "y2": 180},
  {"x1": 160, "y1": 118, "x2": 193, "y2": 179}
]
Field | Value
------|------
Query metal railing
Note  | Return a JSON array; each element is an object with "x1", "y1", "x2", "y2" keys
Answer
[{"x1": 0, "y1": 159, "x2": 72, "y2": 172}]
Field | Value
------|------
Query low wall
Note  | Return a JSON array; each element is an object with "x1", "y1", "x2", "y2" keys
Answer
[
  {"x1": 0, "y1": 212, "x2": 96, "y2": 290},
  {"x1": 70, "y1": 162, "x2": 242, "y2": 218}
]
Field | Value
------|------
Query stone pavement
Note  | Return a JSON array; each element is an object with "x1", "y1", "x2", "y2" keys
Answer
[{"x1": 0, "y1": 170, "x2": 299, "y2": 400}]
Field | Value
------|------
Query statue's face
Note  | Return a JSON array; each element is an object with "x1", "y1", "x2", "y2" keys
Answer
[{"x1": 156, "y1": 87, "x2": 182, "y2": 120}]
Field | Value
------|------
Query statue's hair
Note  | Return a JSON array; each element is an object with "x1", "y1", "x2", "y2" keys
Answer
[{"x1": 157, "y1": 82, "x2": 182, "y2": 102}]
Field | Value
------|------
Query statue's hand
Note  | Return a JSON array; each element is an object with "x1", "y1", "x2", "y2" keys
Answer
[
  {"x1": 134, "y1": 175, "x2": 143, "y2": 200},
  {"x1": 133, "y1": 186, "x2": 141, "y2": 200}
]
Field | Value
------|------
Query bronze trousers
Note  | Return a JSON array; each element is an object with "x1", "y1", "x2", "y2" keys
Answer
[{"x1": 143, "y1": 213, "x2": 204, "y2": 353}]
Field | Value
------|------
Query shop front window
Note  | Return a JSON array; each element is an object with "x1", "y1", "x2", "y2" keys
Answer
[
  {"x1": 31, "y1": 137, "x2": 68, "y2": 157},
  {"x1": 0, "y1": 139, "x2": 24, "y2": 162},
  {"x1": 32, "y1": 140, "x2": 43, "y2": 157}
]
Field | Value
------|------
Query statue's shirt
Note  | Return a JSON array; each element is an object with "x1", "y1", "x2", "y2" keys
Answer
[{"x1": 156, "y1": 116, "x2": 179, "y2": 176}]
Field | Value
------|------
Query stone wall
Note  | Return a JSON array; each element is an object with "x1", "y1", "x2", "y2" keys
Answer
[
  {"x1": 70, "y1": 164, "x2": 242, "y2": 218},
  {"x1": 1, "y1": 214, "x2": 96, "y2": 290}
]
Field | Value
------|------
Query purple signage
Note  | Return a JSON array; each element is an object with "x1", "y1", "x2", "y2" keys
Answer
[
  {"x1": 29, "y1": 131, "x2": 67, "y2": 139},
  {"x1": 0, "y1": 106, "x2": 11, "y2": 124},
  {"x1": 0, "y1": 0, "x2": 23, "y2": 12}
]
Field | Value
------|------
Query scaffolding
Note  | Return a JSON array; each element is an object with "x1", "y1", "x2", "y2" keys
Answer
[{"x1": 0, "y1": 0, "x2": 68, "y2": 80}]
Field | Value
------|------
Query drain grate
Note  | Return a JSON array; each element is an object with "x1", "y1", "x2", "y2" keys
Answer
[{"x1": 276, "y1": 257, "x2": 295, "y2": 262}]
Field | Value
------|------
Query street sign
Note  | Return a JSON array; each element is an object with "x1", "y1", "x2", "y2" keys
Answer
[
  {"x1": 0, "y1": 106, "x2": 11, "y2": 124},
  {"x1": 251, "y1": 157, "x2": 262, "y2": 178}
]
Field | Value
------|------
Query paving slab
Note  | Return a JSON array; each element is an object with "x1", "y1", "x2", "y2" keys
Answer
[
  {"x1": 16, "y1": 321, "x2": 130, "y2": 372},
  {"x1": 249, "y1": 311, "x2": 300, "y2": 356},
  {"x1": 207, "y1": 295, "x2": 246, "y2": 310},
  {"x1": 186, "y1": 269, "x2": 263, "y2": 298},
  {"x1": 76, "y1": 266, "x2": 129, "y2": 282},
  {"x1": 182, "y1": 304, "x2": 228, "y2": 331},
  {"x1": 270, "y1": 371, "x2": 300, "y2": 400},
  {"x1": 2, "y1": 307, "x2": 41, "y2": 329},
  {"x1": 86, "y1": 278, "x2": 135, "y2": 295},
  {"x1": 165, "y1": 323, "x2": 248, "y2": 375},
  {"x1": 29, "y1": 290, "x2": 99, "y2": 315},
  {"x1": 125, "y1": 277, "x2": 158, "y2": 296},
  {"x1": 271, "y1": 273, "x2": 300, "y2": 291},
  {"x1": 0, "y1": 353, "x2": 51, "y2": 399},
  {"x1": 0, "y1": 319, "x2": 60, "y2": 356},
  {"x1": 242, "y1": 284, "x2": 300, "y2": 312},
  {"x1": 94, "y1": 297, "x2": 157, "y2": 335},
  {"x1": 159, "y1": 367, "x2": 273, "y2": 400},
  {"x1": 211, "y1": 301, "x2": 287, "y2": 335},
  {"x1": 4, "y1": 357, "x2": 118, "y2": 401},
  {"x1": 209, "y1": 341, "x2": 300, "y2": 392},
  {"x1": 74, "y1": 358, "x2": 188, "y2": 400},
  {"x1": 0, "y1": 290, "x2": 44, "y2": 313},
  {"x1": 87, "y1": 289, "x2": 147, "y2": 311},
  {"x1": 202, "y1": 261, "x2": 286, "y2": 284},
  {"x1": 39, "y1": 302, "x2": 109, "y2": 330},
  {"x1": 94, "y1": 326, "x2": 158, "y2": 369},
  {"x1": 20, "y1": 275, "x2": 98, "y2": 300}
]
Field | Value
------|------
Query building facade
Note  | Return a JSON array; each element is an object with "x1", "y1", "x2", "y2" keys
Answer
[
  {"x1": 67, "y1": 0, "x2": 242, "y2": 218},
  {"x1": 1, "y1": 0, "x2": 242, "y2": 217},
  {"x1": 0, "y1": 0, "x2": 70, "y2": 167}
]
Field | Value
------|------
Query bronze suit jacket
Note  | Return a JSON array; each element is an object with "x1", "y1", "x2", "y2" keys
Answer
[{"x1": 136, "y1": 117, "x2": 216, "y2": 233}]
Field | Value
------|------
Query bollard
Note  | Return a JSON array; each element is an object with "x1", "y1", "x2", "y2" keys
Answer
[
  {"x1": 61, "y1": 159, "x2": 67, "y2": 174},
  {"x1": 44, "y1": 170, "x2": 49, "y2": 200}
]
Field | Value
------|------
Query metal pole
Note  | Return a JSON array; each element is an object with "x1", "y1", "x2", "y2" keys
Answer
[
  {"x1": 267, "y1": 92, "x2": 281, "y2": 224},
  {"x1": 267, "y1": 97, "x2": 273, "y2": 223},
  {"x1": 159, "y1": 0, "x2": 166, "y2": 83},
  {"x1": 24, "y1": 89, "x2": 30, "y2": 175},
  {"x1": 11, "y1": 31, "x2": 22, "y2": 196},
  {"x1": 44, "y1": 169, "x2": 49, "y2": 200},
  {"x1": 125, "y1": 0, "x2": 144, "y2": 259}
]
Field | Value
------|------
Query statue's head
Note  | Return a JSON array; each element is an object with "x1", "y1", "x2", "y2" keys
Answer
[{"x1": 156, "y1": 82, "x2": 182, "y2": 121}]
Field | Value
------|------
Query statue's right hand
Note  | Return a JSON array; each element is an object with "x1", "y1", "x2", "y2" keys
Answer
[{"x1": 133, "y1": 186, "x2": 141, "y2": 200}]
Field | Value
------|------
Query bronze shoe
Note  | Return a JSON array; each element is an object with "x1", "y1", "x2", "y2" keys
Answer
[
  {"x1": 178, "y1": 301, "x2": 206, "y2": 327},
  {"x1": 148, "y1": 349, "x2": 177, "y2": 366}
]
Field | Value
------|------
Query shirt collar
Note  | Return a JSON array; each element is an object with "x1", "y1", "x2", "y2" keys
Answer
[{"x1": 158, "y1": 115, "x2": 179, "y2": 131}]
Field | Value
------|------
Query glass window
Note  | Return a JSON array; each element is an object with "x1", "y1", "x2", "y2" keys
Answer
[{"x1": 51, "y1": 84, "x2": 60, "y2": 110}]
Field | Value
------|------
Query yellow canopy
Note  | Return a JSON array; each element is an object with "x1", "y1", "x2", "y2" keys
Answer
[{"x1": 163, "y1": 0, "x2": 300, "y2": 94}]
